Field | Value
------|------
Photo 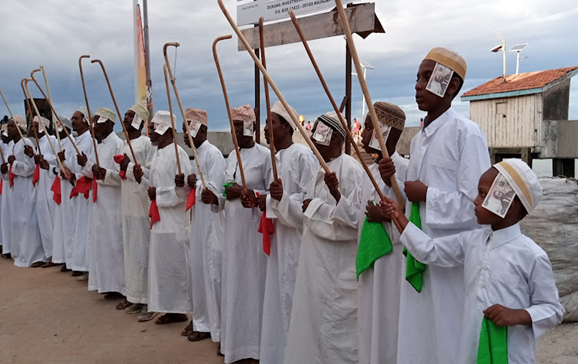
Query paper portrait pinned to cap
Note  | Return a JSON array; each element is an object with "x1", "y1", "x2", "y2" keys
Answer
[
  {"x1": 482, "y1": 173, "x2": 516, "y2": 218},
  {"x1": 426, "y1": 62, "x2": 454, "y2": 98},
  {"x1": 312, "y1": 122, "x2": 333, "y2": 146},
  {"x1": 368, "y1": 123, "x2": 391, "y2": 151}
]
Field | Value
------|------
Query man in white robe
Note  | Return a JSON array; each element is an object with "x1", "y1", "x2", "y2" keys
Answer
[
  {"x1": 218, "y1": 105, "x2": 272, "y2": 363},
  {"x1": 68, "y1": 108, "x2": 95, "y2": 279},
  {"x1": 383, "y1": 47, "x2": 491, "y2": 364},
  {"x1": 1, "y1": 125, "x2": 13, "y2": 259},
  {"x1": 78, "y1": 108, "x2": 126, "y2": 304},
  {"x1": 285, "y1": 112, "x2": 363, "y2": 364},
  {"x1": 356, "y1": 102, "x2": 408, "y2": 364},
  {"x1": 116, "y1": 104, "x2": 155, "y2": 317},
  {"x1": 179, "y1": 108, "x2": 226, "y2": 342},
  {"x1": 51, "y1": 116, "x2": 77, "y2": 270},
  {"x1": 259, "y1": 101, "x2": 317, "y2": 364},
  {"x1": 3, "y1": 116, "x2": 44, "y2": 267},
  {"x1": 141, "y1": 110, "x2": 193, "y2": 325},
  {"x1": 31, "y1": 116, "x2": 58, "y2": 267}
]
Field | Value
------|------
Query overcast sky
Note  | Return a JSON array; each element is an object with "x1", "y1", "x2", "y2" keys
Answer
[{"x1": 0, "y1": 0, "x2": 576, "y2": 131}]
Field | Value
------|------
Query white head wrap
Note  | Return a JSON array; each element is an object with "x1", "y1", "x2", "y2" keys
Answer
[
  {"x1": 494, "y1": 159, "x2": 542, "y2": 214},
  {"x1": 33, "y1": 115, "x2": 50, "y2": 127},
  {"x1": 76, "y1": 107, "x2": 90, "y2": 124},
  {"x1": 57, "y1": 115, "x2": 72, "y2": 132},
  {"x1": 271, "y1": 101, "x2": 298, "y2": 129},
  {"x1": 151, "y1": 110, "x2": 175, "y2": 136},
  {"x1": 13, "y1": 115, "x2": 27, "y2": 132},
  {"x1": 95, "y1": 108, "x2": 116, "y2": 124},
  {"x1": 129, "y1": 104, "x2": 149, "y2": 129}
]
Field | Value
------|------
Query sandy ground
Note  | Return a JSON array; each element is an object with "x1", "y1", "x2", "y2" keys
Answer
[{"x1": 1, "y1": 257, "x2": 576, "y2": 364}]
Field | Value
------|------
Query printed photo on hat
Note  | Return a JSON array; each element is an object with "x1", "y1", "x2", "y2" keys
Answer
[
  {"x1": 243, "y1": 120, "x2": 254, "y2": 137},
  {"x1": 482, "y1": 173, "x2": 516, "y2": 218},
  {"x1": 312, "y1": 122, "x2": 333, "y2": 146},
  {"x1": 368, "y1": 123, "x2": 391, "y2": 151},
  {"x1": 189, "y1": 120, "x2": 202, "y2": 138},
  {"x1": 426, "y1": 62, "x2": 454, "y2": 98}
]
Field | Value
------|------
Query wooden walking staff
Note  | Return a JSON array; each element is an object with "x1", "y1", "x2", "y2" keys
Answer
[
  {"x1": 289, "y1": 10, "x2": 403, "y2": 230},
  {"x1": 31, "y1": 68, "x2": 62, "y2": 151},
  {"x1": 334, "y1": 0, "x2": 405, "y2": 210},
  {"x1": 212, "y1": 35, "x2": 247, "y2": 191},
  {"x1": 29, "y1": 71, "x2": 81, "y2": 155},
  {"x1": 90, "y1": 59, "x2": 138, "y2": 164},
  {"x1": 24, "y1": 81, "x2": 67, "y2": 173},
  {"x1": 217, "y1": 0, "x2": 330, "y2": 174},
  {"x1": 38, "y1": 66, "x2": 61, "y2": 151},
  {"x1": 18, "y1": 79, "x2": 34, "y2": 147},
  {"x1": 79, "y1": 55, "x2": 100, "y2": 165},
  {"x1": 162, "y1": 42, "x2": 206, "y2": 189},
  {"x1": 0, "y1": 88, "x2": 14, "y2": 118},
  {"x1": 258, "y1": 17, "x2": 278, "y2": 181},
  {"x1": 162, "y1": 64, "x2": 181, "y2": 175}
]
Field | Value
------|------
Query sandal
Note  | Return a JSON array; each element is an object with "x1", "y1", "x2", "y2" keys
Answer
[
  {"x1": 31, "y1": 261, "x2": 44, "y2": 268},
  {"x1": 116, "y1": 299, "x2": 133, "y2": 310},
  {"x1": 181, "y1": 321, "x2": 193, "y2": 336},
  {"x1": 41, "y1": 262, "x2": 55, "y2": 268},
  {"x1": 60, "y1": 265, "x2": 71, "y2": 272},
  {"x1": 187, "y1": 331, "x2": 211, "y2": 342},
  {"x1": 104, "y1": 292, "x2": 124, "y2": 300},
  {"x1": 217, "y1": 344, "x2": 224, "y2": 357},
  {"x1": 155, "y1": 313, "x2": 188, "y2": 325}
]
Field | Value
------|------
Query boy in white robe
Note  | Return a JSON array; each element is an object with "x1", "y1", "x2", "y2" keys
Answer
[
  {"x1": 51, "y1": 116, "x2": 77, "y2": 270},
  {"x1": 356, "y1": 102, "x2": 408, "y2": 364},
  {"x1": 285, "y1": 112, "x2": 363, "y2": 364},
  {"x1": 31, "y1": 116, "x2": 58, "y2": 268},
  {"x1": 78, "y1": 108, "x2": 126, "y2": 305},
  {"x1": 381, "y1": 47, "x2": 491, "y2": 364},
  {"x1": 382, "y1": 159, "x2": 565, "y2": 364},
  {"x1": 259, "y1": 101, "x2": 317, "y2": 364},
  {"x1": 180, "y1": 108, "x2": 226, "y2": 343},
  {"x1": 117, "y1": 104, "x2": 155, "y2": 317},
  {"x1": 140, "y1": 110, "x2": 193, "y2": 325},
  {"x1": 68, "y1": 108, "x2": 95, "y2": 279},
  {"x1": 218, "y1": 105, "x2": 272, "y2": 363},
  {"x1": 3, "y1": 116, "x2": 44, "y2": 267}
]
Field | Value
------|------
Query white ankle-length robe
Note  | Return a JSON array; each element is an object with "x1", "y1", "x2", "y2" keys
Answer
[
  {"x1": 1, "y1": 140, "x2": 14, "y2": 254},
  {"x1": 147, "y1": 144, "x2": 193, "y2": 313},
  {"x1": 122, "y1": 135, "x2": 155, "y2": 304},
  {"x1": 219, "y1": 143, "x2": 272, "y2": 364},
  {"x1": 68, "y1": 131, "x2": 94, "y2": 272},
  {"x1": 186, "y1": 140, "x2": 226, "y2": 341},
  {"x1": 10, "y1": 138, "x2": 44, "y2": 267},
  {"x1": 357, "y1": 153, "x2": 408, "y2": 364},
  {"x1": 82, "y1": 131, "x2": 125, "y2": 294},
  {"x1": 52, "y1": 136, "x2": 77, "y2": 264},
  {"x1": 397, "y1": 107, "x2": 490, "y2": 364},
  {"x1": 260, "y1": 143, "x2": 317, "y2": 364},
  {"x1": 35, "y1": 134, "x2": 57, "y2": 259},
  {"x1": 284, "y1": 153, "x2": 364, "y2": 364}
]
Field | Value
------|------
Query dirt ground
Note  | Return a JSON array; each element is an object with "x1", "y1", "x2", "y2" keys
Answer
[{"x1": 1, "y1": 258, "x2": 576, "y2": 364}]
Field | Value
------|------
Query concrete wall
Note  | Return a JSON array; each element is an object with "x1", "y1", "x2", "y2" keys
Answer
[{"x1": 543, "y1": 79, "x2": 571, "y2": 121}]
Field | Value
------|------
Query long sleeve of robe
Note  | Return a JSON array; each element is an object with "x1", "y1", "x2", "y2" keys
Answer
[
  {"x1": 221, "y1": 143, "x2": 272, "y2": 364},
  {"x1": 121, "y1": 136, "x2": 155, "y2": 304},
  {"x1": 358, "y1": 153, "x2": 409, "y2": 364},
  {"x1": 35, "y1": 135, "x2": 58, "y2": 259},
  {"x1": 401, "y1": 223, "x2": 564, "y2": 364},
  {"x1": 10, "y1": 138, "x2": 44, "y2": 267},
  {"x1": 397, "y1": 107, "x2": 491, "y2": 364},
  {"x1": 52, "y1": 137, "x2": 78, "y2": 265},
  {"x1": 148, "y1": 144, "x2": 193, "y2": 314},
  {"x1": 0, "y1": 141, "x2": 14, "y2": 254},
  {"x1": 86, "y1": 132, "x2": 126, "y2": 295},
  {"x1": 68, "y1": 131, "x2": 94, "y2": 272},
  {"x1": 187, "y1": 141, "x2": 226, "y2": 341},
  {"x1": 260, "y1": 143, "x2": 318, "y2": 364},
  {"x1": 285, "y1": 153, "x2": 364, "y2": 364}
]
